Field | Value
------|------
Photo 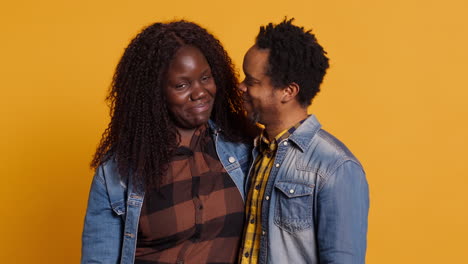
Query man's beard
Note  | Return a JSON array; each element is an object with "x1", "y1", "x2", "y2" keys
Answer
[{"x1": 248, "y1": 110, "x2": 260, "y2": 125}]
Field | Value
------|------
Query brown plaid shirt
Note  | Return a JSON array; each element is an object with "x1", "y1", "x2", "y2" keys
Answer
[{"x1": 135, "y1": 125, "x2": 245, "y2": 264}]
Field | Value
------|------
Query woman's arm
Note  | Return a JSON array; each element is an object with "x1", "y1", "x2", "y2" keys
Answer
[{"x1": 81, "y1": 166, "x2": 124, "y2": 264}]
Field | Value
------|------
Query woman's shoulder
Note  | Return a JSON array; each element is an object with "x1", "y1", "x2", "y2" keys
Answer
[{"x1": 93, "y1": 156, "x2": 125, "y2": 187}]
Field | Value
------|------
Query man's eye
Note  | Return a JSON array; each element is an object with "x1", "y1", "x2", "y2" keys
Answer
[{"x1": 244, "y1": 79, "x2": 253, "y2": 86}]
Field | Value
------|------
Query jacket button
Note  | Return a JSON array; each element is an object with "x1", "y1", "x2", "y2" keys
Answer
[
  {"x1": 289, "y1": 189, "x2": 295, "y2": 194},
  {"x1": 283, "y1": 141, "x2": 288, "y2": 146},
  {"x1": 228, "y1": 157, "x2": 236, "y2": 163},
  {"x1": 275, "y1": 163, "x2": 280, "y2": 168},
  {"x1": 265, "y1": 196, "x2": 270, "y2": 200},
  {"x1": 124, "y1": 232, "x2": 135, "y2": 238}
]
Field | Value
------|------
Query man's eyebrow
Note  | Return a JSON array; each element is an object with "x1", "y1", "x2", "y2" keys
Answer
[{"x1": 245, "y1": 73, "x2": 261, "y2": 83}]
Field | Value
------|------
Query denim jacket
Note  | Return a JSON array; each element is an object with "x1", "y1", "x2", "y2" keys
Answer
[
  {"x1": 81, "y1": 121, "x2": 252, "y2": 264},
  {"x1": 250, "y1": 115, "x2": 369, "y2": 264}
]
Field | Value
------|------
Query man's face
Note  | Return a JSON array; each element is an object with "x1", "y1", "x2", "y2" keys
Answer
[{"x1": 238, "y1": 46, "x2": 283, "y2": 125}]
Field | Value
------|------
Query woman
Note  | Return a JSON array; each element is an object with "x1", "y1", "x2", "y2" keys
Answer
[{"x1": 82, "y1": 21, "x2": 254, "y2": 264}]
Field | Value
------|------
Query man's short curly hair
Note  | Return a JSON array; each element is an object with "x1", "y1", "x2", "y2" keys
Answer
[{"x1": 256, "y1": 18, "x2": 330, "y2": 107}]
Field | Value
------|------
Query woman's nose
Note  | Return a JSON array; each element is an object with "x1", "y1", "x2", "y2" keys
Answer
[{"x1": 190, "y1": 82, "x2": 206, "y2": 101}]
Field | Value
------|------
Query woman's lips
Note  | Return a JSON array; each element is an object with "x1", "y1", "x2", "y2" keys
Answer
[{"x1": 190, "y1": 101, "x2": 211, "y2": 113}]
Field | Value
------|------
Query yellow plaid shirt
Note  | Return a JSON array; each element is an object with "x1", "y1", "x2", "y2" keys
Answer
[{"x1": 239, "y1": 119, "x2": 306, "y2": 264}]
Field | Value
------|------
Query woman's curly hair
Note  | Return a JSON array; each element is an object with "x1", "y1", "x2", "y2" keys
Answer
[{"x1": 91, "y1": 20, "x2": 252, "y2": 189}]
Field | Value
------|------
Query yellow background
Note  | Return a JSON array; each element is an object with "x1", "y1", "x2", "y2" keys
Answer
[{"x1": 1, "y1": 0, "x2": 467, "y2": 262}]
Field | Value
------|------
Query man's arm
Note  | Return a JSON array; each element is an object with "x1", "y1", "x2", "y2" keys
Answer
[{"x1": 316, "y1": 160, "x2": 370, "y2": 264}]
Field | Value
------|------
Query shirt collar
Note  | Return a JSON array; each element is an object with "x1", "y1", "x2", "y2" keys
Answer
[{"x1": 258, "y1": 117, "x2": 308, "y2": 154}]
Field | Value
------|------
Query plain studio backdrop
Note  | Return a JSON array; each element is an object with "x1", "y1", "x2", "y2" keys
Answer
[{"x1": 1, "y1": 0, "x2": 467, "y2": 262}]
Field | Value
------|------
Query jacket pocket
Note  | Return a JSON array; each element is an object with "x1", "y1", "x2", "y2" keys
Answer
[{"x1": 274, "y1": 181, "x2": 315, "y2": 233}]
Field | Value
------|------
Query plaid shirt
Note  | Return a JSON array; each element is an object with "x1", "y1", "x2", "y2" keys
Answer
[
  {"x1": 135, "y1": 125, "x2": 245, "y2": 264},
  {"x1": 239, "y1": 119, "x2": 306, "y2": 264}
]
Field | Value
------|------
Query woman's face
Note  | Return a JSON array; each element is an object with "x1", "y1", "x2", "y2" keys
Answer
[{"x1": 164, "y1": 45, "x2": 216, "y2": 130}]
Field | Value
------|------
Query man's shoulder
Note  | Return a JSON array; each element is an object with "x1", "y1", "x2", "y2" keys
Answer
[
  {"x1": 290, "y1": 115, "x2": 359, "y2": 162},
  {"x1": 313, "y1": 128, "x2": 361, "y2": 165},
  {"x1": 287, "y1": 115, "x2": 363, "y2": 176},
  {"x1": 290, "y1": 127, "x2": 364, "y2": 189}
]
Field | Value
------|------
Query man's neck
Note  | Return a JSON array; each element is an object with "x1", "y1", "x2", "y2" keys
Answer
[{"x1": 264, "y1": 109, "x2": 308, "y2": 141}]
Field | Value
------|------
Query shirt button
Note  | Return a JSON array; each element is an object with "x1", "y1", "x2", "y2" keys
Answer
[
  {"x1": 275, "y1": 163, "x2": 280, "y2": 168},
  {"x1": 244, "y1": 252, "x2": 250, "y2": 258},
  {"x1": 262, "y1": 230, "x2": 266, "y2": 235},
  {"x1": 283, "y1": 141, "x2": 288, "y2": 146},
  {"x1": 255, "y1": 184, "x2": 261, "y2": 190},
  {"x1": 250, "y1": 218, "x2": 255, "y2": 224},
  {"x1": 289, "y1": 189, "x2": 295, "y2": 194},
  {"x1": 265, "y1": 196, "x2": 270, "y2": 200},
  {"x1": 228, "y1": 157, "x2": 236, "y2": 163}
]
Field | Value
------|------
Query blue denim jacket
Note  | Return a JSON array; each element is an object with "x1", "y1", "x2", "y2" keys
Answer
[
  {"x1": 251, "y1": 115, "x2": 369, "y2": 264},
  {"x1": 81, "y1": 121, "x2": 252, "y2": 264}
]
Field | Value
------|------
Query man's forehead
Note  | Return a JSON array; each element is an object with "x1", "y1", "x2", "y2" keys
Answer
[
  {"x1": 244, "y1": 46, "x2": 269, "y2": 74},
  {"x1": 246, "y1": 46, "x2": 269, "y2": 60}
]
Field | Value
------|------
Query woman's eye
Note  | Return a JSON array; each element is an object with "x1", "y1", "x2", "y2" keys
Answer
[
  {"x1": 175, "y1": 83, "x2": 188, "y2": 89},
  {"x1": 201, "y1": 75, "x2": 212, "y2": 82}
]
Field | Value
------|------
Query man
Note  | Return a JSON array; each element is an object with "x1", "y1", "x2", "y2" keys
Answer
[{"x1": 238, "y1": 18, "x2": 370, "y2": 264}]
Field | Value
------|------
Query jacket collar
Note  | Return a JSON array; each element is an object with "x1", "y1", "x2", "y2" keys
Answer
[
  {"x1": 208, "y1": 119, "x2": 221, "y2": 135},
  {"x1": 253, "y1": 115, "x2": 322, "y2": 152},
  {"x1": 268, "y1": 114, "x2": 321, "y2": 152}
]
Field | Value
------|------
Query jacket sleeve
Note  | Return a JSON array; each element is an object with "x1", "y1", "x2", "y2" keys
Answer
[
  {"x1": 81, "y1": 166, "x2": 124, "y2": 263},
  {"x1": 316, "y1": 160, "x2": 370, "y2": 264}
]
